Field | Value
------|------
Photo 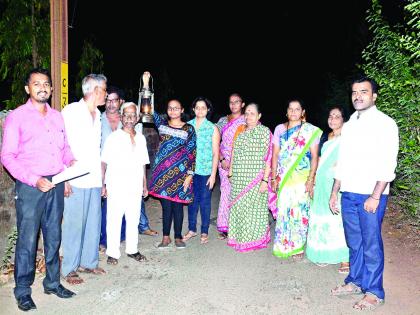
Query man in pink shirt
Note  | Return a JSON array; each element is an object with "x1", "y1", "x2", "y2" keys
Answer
[{"x1": 1, "y1": 68, "x2": 76, "y2": 312}]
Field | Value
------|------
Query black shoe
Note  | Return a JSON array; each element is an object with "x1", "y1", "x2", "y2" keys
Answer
[
  {"x1": 16, "y1": 295, "x2": 37, "y2": 311},
  {"x1": 44, "y1": 284, "x2": 76, "y2": 298}
]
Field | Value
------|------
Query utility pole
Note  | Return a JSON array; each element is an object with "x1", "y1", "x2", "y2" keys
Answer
[{"x1": 50, "y1": 0, "x2": 68, "y2": 111}]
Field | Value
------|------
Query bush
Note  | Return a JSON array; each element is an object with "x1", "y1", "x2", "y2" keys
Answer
[{"x1": 361, "y1": 0, "x2": 420, "y2": 217}]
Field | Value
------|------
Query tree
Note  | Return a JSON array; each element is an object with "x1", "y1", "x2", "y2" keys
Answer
[
  {"x1": 73, "y1": 38, "x2": 104, "y2": 99},
  {"x1": 361, "y1": 0, "x2": 420, "y2": 217},
  {"x1": 0, "y1": 0, "x2": 50, "y2": 109}
]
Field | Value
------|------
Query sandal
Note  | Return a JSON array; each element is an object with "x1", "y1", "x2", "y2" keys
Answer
[
  {"x1": 127, "y1": 252, "x2": 147, "y2": 262},
  {"x1": 338, "y1": 262, "x2": 350, "y2": 274},
  {"x1": 77, "y1": 267, "x2": 106, "y2": 275},
  {"x1": 353, "y1": 294, "x2": 384, "y2": 311},
  {"x1": 182, "y1": 231, "x2": 197, "y2": 241},
  {"x1": 107, "y1": 256, "x2": 118, "y2": 265},
  {"x1": 292, "y1": 253, "x2": 304, "y2": 262},
  {"x1": 141, "y1": 229, "x2": 158, "y2": 236},
  {"x1": 331, "y1": 283, "x2": 362, "y2": 296},
  {"x1": 217, "y1": 232, "x2": 227, "y2": 240},
  {"x1": 63, "y1": 271, "x2": 84, "y2": 285},
  {"x1": 200, "y1": 233, "x2": 209, "y2": 244}
]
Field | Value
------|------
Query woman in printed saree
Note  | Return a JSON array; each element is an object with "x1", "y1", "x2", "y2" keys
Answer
[
  {"x1": 271, "y1": 99, "x2": 321, "y2": 260},
  {"x1": 306, "y1": 106, "x2": 350, "y2": 273},
  {"x1": 216, "y1": 93, "x2": 245, "y2": 239},
  {"x1": 227, "y1": 103, "x2": 273, "y2": 252},
  {"x1": 149, "y1": 99, "x2": 196, "y2": 249}
]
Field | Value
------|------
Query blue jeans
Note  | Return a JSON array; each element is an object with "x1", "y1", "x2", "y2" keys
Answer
[
  {"x1": 61, "y1": 187, "x2": 101, "y2": 277},
  {"x1": 100, "y1": 199, "x2": 149, "y2": 247},
  {"x1": 341, "y1": 192, "x2": 388, "y2": 300},
  {"x1": 14, "y1": 179, "x2": 64, "y2": 299},
  {"x1": 187, "y1": 175, "x2": 212, "y2": 234}
]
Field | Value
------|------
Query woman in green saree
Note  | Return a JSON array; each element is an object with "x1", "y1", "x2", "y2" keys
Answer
[
  {"x1": 270, "y1": 99, "x2": 321, "y2": 260},
  {"x1": 306, "y1": 106, "x2": 349, "y2": 272}
]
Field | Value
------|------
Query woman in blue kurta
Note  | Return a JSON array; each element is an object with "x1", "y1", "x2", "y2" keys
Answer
[{"x1": 149, "y1": 99, "x2": 196, "y2": 248}]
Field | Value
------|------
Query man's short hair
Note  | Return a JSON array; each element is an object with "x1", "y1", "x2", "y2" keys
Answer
[
  {"x1": 81, "y1": 74, "x2": 107, "y2": 96},
  {"x1": 25, "y1": 68, "x2": 52, "y2": 85},
  {"x1": 107, "y1": 85, "x2": 125, "y2": 100},
  {"x1": 351, "y1": 76, "x2": 378, "y2": 94}
]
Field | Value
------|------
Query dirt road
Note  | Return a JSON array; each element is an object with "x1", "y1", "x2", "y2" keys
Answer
[{"x1": 0, "y1": 184, "x2": 419, "y2": 315}]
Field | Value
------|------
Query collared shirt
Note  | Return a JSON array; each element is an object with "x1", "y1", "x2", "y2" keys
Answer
[
  {"x1": 101, "y1": 112, "x2": 143, "y2": 152},
  {"x1": 101, "y1": 129, "x2": 149, "y2": 194},
  {"x1": 1, "y1": 99, "x2": 74, "y2": 186},
  {"x1": 335, "y1": 106, "x2": 399, "y2": 194},
  {"x1": 62, "y1": 99, "x2": 102, "y2": 188},
  {"x1": 188, "y1": 118, "x2": 215, "y2": 176}
]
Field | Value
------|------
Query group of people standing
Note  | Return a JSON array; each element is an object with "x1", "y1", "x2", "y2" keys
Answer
[{"x1": 1, "y1": 67, "x2": 398, "y2": 312}]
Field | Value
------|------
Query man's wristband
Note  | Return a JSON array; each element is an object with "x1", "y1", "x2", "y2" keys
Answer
[{"x1": 370, "y1": 195, "x2": 380, "y2": 200}]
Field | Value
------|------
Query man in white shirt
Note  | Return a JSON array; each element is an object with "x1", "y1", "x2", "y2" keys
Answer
[
  {"x1": 101, "y1": 102, "x2": 150, "y2": 264},
  {"x1": 329, "y1": 77, "x2": 399, "y2": 311},
  {"x1": 61, "y1": 74, "x2": 107, "y2": 284}
]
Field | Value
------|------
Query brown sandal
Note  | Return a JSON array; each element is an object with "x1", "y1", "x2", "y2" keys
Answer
[
  {"x1": 64, "y1": 271, "x2": 84, "y2": 285},
  {"x1": 77, "y1": 267, "x2": 106, "y2": 275}
]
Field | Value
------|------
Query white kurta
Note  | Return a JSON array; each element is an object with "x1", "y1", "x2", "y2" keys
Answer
[{"x1": 101, "y1": 129, "x2": 150, "y2": 258}]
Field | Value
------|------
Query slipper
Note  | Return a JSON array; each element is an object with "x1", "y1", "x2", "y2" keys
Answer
[
  {"x1": 331, "y1": 283, "x2": 362, "y2": 296},
  {"x1": 77, "y1": 267, "x2": 106, "y2": 275},
  {"x1": 200, "y1": 233, "x2": 209, "y2": 244},
  {"x1": 353, "y1": 294, "x2": 384, "y2": 310},
  {"x1": 127, "y1": 252, "x2": 147, "y2": 262},
  {"x1": 338, "y1": 265, "x2": 350, "y2": 274},
  {"x1": 141, "y1": 229, "x2": 158, "y2": 236},
  {"x1": 107, "y1": 256, "x2": 118, "y2": 265},
  {"x1": 63, "y1": 271, "x2": 84, "y2": 285},
  {"x1": 292, "y1": 253, "x2": 304, "y2": 262},
  {"x1": 217, "y1": 232, "x2": 227, "y2": 240},
  {"x1": 182, "y1": 231, "x2": 197, "y2": 241}
]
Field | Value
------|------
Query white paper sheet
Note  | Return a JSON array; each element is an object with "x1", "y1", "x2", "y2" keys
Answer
[{"x1": 52, "y1": 163, "x2": 90, "y2": 184}]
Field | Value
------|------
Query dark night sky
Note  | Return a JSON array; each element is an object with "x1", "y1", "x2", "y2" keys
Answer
[{"x1": 66, "y1": 0, "x2": 403, "y2": 130}]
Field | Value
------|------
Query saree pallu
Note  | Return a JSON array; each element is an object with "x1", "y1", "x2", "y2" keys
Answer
[
  {"x1": 227, "y1": 125, "x2": 273, "y2": 252},
  {"x1": 273, "y1": 122, "x2": 321, "y2": 258},
  {"x1": 217, "y1": 115, "x2": 245, "y2": 232},
  {"x1": 306, "y1": 137, "x2": 349, "y2": 264}
]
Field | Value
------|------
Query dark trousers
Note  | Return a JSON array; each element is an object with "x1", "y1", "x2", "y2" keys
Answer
[
  {"x1": 160, "y1": 198, "x2": 184, "y2": 239},
  {"x1": 14, "y1": 178, "x2": 64, "y2": 299},
  {"x1": 187, "y1": 175, "x2": 212, "y2": 234},
  {"x1": 341, "y1": 192, "x2": 388, "y2": 300}
]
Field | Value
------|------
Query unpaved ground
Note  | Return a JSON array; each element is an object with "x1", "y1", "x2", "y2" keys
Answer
[{"x1": 0, "y1": 184, "x2": 419, "y2": 315}]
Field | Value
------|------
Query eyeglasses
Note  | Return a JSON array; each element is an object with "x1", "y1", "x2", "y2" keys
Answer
[
  {"x1": 106, "y1": 98, "x2": 120, "y2": 104},
  {"x1": 168, "y1": 107, "x2": 182, "y2": 112}
]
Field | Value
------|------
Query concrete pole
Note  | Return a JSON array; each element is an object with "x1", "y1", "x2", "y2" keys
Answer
[{"x1": 50, "y1": 0, "x2": 68, "y2": 111}]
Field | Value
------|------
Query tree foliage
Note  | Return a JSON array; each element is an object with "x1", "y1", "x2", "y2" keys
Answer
[
  {"x1": 73, "y1": 38, "x2": 104, "y2": 99},
  {"x1": 0, "y1": 0, "x2": 50, "y2": 109},
  {"x1": 361, "y1": 0, "x2": 420, "y2": 217}
]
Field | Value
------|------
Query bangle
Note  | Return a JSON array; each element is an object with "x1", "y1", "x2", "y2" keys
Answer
[
  {"x1": 187, "y1": 170, "x2": 194, "y2": 176},
  {"x1": 220, "y1": 157, "x2": 225, "y2": 162},
  {"x1": 261, "y1": 179, "x2": 268, "y2": 183},
  {"x1": 370, "y1": 195, "x2": 380, "y2": 200}
]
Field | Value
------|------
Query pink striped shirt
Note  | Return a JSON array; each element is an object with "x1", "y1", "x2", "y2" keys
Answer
[{"x1": 1, "y1": 99, "x2": 74, "y2": 187}]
